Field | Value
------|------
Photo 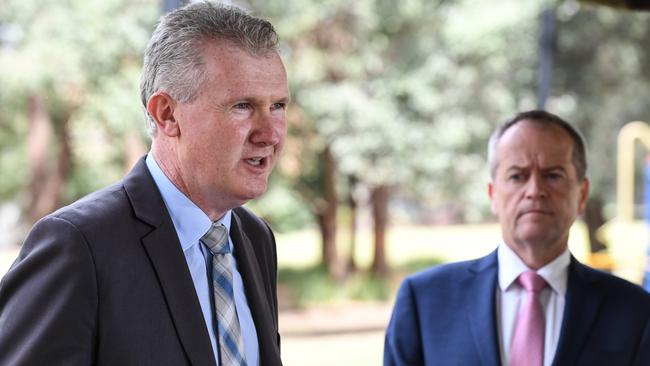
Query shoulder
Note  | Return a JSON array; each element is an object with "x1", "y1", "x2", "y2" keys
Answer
[
  {"x1": 18, "y1": 176, "x2": 148, "y2": 266},
  {"x1": 572, "y1": 260, "x2": 650, "y2": 303},
  {"x1": 13, "y1": 182, "x2": 130, "y2": 262},
  {"x1": 50, "y1": 181, "x2": 130, "y2": 230},
  {"x1": 392, "y1": 252, "x2": 497, "y2": 312},
  {"x1": 404, "y1": 253, "x2": 495, "y2": 290}
]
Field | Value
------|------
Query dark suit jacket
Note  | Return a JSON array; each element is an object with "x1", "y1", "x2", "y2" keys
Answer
[
  {"x1": 0, "y1": 158, "x2": 282, "y2": 366},
  {"x1": 384, "y1": 250, "x2": 650, "y2": 366}
]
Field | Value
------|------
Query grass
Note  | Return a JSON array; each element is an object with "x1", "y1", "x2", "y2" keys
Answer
[
  {"x1": 278, "y1": 265, "x2": 391, "y2": 307},
  {"x1": 277, "y1": 256, "x2": 443, "y2": 308},
  {"x1": 276, "y1": 220, "x2": 650, "y2": 289}
]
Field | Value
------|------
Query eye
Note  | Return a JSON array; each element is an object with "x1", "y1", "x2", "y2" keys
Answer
[
  {"x1": 233, "y1": 102, "x2": 252, "y2": 110},
  {"x1": 545, "y1": 171, "x2": 564, "y2": 180},
  {"x1": 270, "y1": 102, "x2": 286, "y2": 111},
  {"x1": 508, "y1": 173, "x2": 523, "y2": 181}
]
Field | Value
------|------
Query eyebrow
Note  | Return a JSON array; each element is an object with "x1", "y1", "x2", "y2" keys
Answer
[
  {"x1": 220, "y1": 94, "x2": 291, "y2": 107},
  {"x1": 276, "y1": 95, "x2": 292, "y2": 104},
  {"x1": 504, "y1": 165, "x2": 567, "y2": 172}
]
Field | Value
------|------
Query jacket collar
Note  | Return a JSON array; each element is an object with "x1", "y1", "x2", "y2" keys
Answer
[
  {"x1": 124, "y1": 157, "x2": 217, "y2": 366},
  {"x1": 465, "y1": 250, "x2": 502, "y2": 366},
  {"x1": 551, "y1": 257, "x2": 604, "y2": 366}
]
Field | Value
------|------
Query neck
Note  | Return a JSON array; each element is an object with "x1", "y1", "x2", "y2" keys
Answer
[
  {"x1": 506, "y1": 240, "x2": 567, "y2": 270},
  {"x1": 151, "y1": 142, "x2": 228, "y2": 221}
]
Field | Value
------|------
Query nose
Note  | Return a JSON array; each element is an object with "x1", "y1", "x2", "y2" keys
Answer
[
  {"x1": 250, "y1": 113, "x2": 284, "y2": 147},
  {"x1": 525, "y1": 173, "x2": 547, "y2": 199}
]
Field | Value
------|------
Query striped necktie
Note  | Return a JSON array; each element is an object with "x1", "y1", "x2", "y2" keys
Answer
[{"x1": 201, "y1": 223, "x2": 247, "y2": 366}]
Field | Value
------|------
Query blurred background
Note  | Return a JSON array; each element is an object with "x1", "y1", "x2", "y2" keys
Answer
[{"x1": 1, "y1": 0, "x2": 650, "y2": 364}]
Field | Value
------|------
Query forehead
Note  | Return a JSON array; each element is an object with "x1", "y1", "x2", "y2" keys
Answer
[
  {"x1": 495, "y1": 121, "x2": 574, "y2": 169},
  {"x1": 200, "y1": 40, "x2": 288, "y2": 95}
]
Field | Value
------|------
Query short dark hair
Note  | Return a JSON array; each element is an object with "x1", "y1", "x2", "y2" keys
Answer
[
  {"x1": 140, "y1": 1, "x2": 280, "y2": 136},
  {"x1": 487, "y1": 110, "x2": 588, "y2": 181}
]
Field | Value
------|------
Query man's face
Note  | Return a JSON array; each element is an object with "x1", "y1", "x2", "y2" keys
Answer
[
  {"x1": 172, "y1": 41, "x2": 289, "y2": 217},
  {"x1": 488, "y1": 121, "x2": 589, "y2": 259}
]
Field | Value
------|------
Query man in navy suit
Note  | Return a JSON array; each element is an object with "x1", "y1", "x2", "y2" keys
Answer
[
  {"x1": 0, "y1": 2, "x2": 288, "y2": 365},
  {"x1": 384, "y1": 110, "x2": 650, "y2": 366}
]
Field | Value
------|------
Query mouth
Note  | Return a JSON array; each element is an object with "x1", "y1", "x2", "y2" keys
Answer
[
  {"x1": 519, "y1": 209, "x2": 552, "y2": 218},
  {"x1": 244, "y1": 156, "x2": 269, "y2": 168}
]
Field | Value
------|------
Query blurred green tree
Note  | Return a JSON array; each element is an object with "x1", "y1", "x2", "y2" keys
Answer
[
  {"x1": 0, "y1": 0, "x2": 156, "y2": 226},
  {"x1": 551, "y1": 2, "x2": 650, "y2": 251},
  {"x1": 3, "y1": 0, "x2": 648, "y2": 279},
  {"x1": 251, "y1": 0, "x2": 550, "y2": 276}
]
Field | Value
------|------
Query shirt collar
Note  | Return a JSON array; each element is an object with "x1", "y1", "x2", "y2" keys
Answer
[
  {"x1": 145, "y1": 153, "x2": 232, "y2": 251},
  {"x1": 498, "y1": 243, "x2": 570, "y2": 296}
]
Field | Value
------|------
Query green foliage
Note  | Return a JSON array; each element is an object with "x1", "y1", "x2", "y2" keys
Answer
[
  {"x1": 278, "y1": 265, "x2": 392, "y2": 307},
  {"x1": 249, "y1": 0, "x2": 650, "y2": 227},
  {"x1": 398, "y1": 257, "x2": 444, "y2": 274},
  {"x1": 552, "y1": 5, "x2": 650, "y2": 204},
  {"x1": 245, "y1": 173, "x2": 314, "y2": 233},
  {"x1": 251, "y1": 0, "x2": 551, "y2": 224},
  {"x1": 0, "y1": 0, "x2": 157, "y2": 205},
  {"x1": 2, "y1": 0, "x2": 649, "y2": 234}
]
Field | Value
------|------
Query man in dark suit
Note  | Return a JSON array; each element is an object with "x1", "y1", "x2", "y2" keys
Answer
[
  {"x1": 0, "y1": 2, "x2": 288, "y2": 365},
  {"x1": 384, "y1": 110, "x2": 650, "y2": 366}
]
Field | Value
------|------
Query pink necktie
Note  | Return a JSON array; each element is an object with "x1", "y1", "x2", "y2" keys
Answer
[{"x1": 510, "y1": 270, "x2": 547, "y2": 366}]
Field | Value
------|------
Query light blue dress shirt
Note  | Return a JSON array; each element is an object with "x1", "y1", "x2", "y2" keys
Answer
[{"x1": 146, "y1": 154, "x2": 259, "y2": 366}]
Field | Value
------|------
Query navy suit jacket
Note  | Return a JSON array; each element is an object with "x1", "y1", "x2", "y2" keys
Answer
[
  {"x1": 0, "y1": 158, "x2": 282, "y2": 366},
  {"x1": 384, "y1": 250, "x2": 650, "y2": 366}
]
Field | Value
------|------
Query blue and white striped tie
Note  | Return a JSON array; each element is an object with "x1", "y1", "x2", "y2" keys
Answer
[{"x1": 201, "y1": 223, "x2": 247, "y2": 366}]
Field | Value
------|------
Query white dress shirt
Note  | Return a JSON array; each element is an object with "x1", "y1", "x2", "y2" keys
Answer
[
  {"x1": 496, "y1": 244, "x2": 570, "y2": 366},
  {"x1": 146, "y1": 153, "x2": 259, "y2": 366}
]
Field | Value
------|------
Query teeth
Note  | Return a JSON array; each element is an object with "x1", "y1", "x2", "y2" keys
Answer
[{"x1": 247, "y1": 158, "x2": 262, "y2": 166}]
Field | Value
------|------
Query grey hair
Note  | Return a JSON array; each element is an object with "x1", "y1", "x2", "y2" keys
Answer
[
  {"x1": 140, "y1": 1, "x2": 279, "y2": 136},
  {"x1": 487, "y1": 110, "x2": 588, "y2": 181}
]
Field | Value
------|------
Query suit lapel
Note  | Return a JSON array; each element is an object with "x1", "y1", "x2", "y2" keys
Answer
[
  {"x1": 552, "y1": 257, "x2": 604, "y2": 366},
  {"x1": 230, "y1": 211, "x2": 282, "y2": 365},
  {"x1": 465, "y1": 251, "x2": 502, "y2": 366},
  {"x1": 124, "y1": 158, "x2": 216, "y2": 366}
]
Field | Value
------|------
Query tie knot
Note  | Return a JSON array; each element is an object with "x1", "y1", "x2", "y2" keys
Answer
[
  {"x1": 201, "y1": 223, "x2": 230, "y2": 255},
  {"x1": 518, "y1": 271, "x2": 547, "y2": 293}
]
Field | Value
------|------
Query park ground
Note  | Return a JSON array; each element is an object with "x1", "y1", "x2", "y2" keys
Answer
[{"x1": 1, "y1": 221, "x2": 648, "y2": 365}]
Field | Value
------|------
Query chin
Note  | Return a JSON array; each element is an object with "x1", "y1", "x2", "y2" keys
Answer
[
  {"x1": 237, "y1": 184, "x2": 268, "y2": 201},
  {"x1": 517, "y1": 232, "x2": 558, "y2": 246}
]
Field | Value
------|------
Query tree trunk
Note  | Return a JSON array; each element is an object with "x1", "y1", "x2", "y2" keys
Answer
[
  {"x1": 318, "y1": 146, "x2": 344, "y2": 280},
  {"x1": 370, "y1": 184, "x2": 390, "y2": 275},
  {"x1": 26, "y1": 94, "x2": 53, "y2": 222},
  {"x1": 26, "y1": 95, "x2": 73, "y2": 223},
  {"x1": 346, "y1": 175, "x2": 358, "y2": 273},
  {"x1": 584, "y1": 196, "x2": 607, "y2": 253}
]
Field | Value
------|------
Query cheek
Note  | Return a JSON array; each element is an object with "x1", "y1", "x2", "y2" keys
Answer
[
  {"x1": 276, "y1": 118, "x2": 288, "y2": 132},
  {"x1": 214, "y1": 127, "x2": 248, "y2": 151},
  {"x1": 490, "y1": 195, "x2": 510, "y2": 218}
]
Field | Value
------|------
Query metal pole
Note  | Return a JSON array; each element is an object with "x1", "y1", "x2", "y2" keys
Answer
[
  {"x1": 643, "y1": 155, "x2": 650, "y2": 291},
  {"x1": 163, "y1": 0, "x2": 186, "y2": 14},
  {"x1": 537, "y1": 8, "x2": 556, "y2": 110}
]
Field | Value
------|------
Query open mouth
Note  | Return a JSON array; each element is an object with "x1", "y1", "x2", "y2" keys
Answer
[{"x1": 245, "y1": 157, "x2": 266, "y2": 167}]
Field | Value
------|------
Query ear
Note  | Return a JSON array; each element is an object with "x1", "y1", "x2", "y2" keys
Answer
[
  {"x1": 577, "y1": 177, "x2": 590, "y2": 215},
  {"x1": 488, "y1": 180, "x2": 497, "y2": 215},
  {"x1": 146, "y1": 92, "x2": 180, "y2": 137}
]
